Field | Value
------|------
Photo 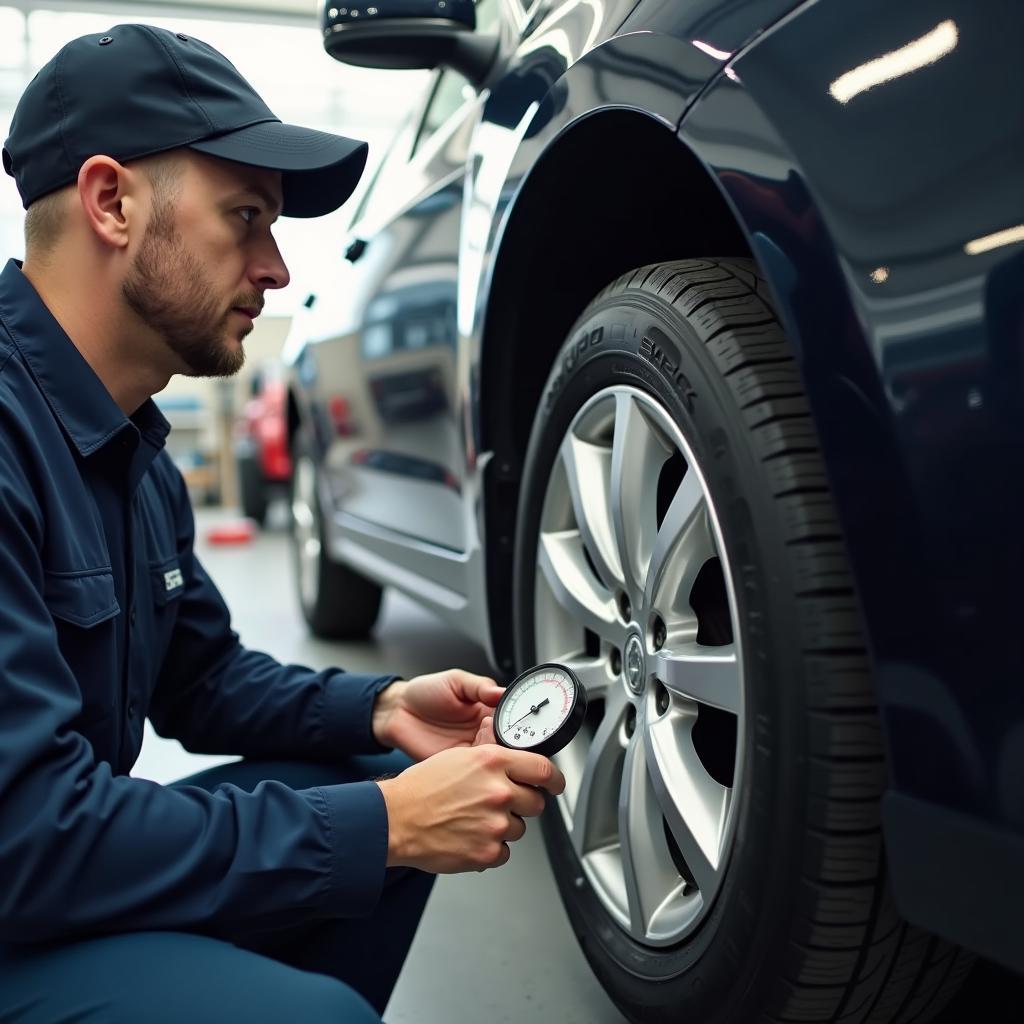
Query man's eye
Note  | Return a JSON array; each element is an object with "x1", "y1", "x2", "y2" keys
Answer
[{"x1": 238, "y1": 207, "x2": 260, "y2": 224}]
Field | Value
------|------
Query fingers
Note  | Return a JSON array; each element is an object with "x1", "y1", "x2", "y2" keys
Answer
[
  {"x1": 479, "y1": 842, "x2": 512, "y2": 871},
  {"x1": 473, "y1": 745, "x2": 564, "y2": 797},
  {"x1": 502, "y1": 749, "x2": 566, "y2": 796},
  {"x1": 506, "y1": 814, "x2": 527, "y2": 843},
  {"x1": 473, "y1": 717, "x2": 496, "y2": 746},
  {"x1": 486, "y1": 818, "x2": 524, "y2": 871},
  {"x1": 508, "y1": 786, "x2": 546, "y2": 819},
  {"x1": 450, "y1": 669, "x2": 504, "y2": 708}
]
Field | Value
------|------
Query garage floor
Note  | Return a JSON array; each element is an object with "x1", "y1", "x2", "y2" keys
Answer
[{"x1": 132, "y1": 506, "x2": 629, "y2": 1024}]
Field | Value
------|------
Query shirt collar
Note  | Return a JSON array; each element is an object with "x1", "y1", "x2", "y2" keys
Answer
[{"x1": 0, "y1": 259, "x2": 170, "y2": 457}]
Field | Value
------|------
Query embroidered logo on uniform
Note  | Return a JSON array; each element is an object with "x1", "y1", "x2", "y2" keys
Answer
[{"x1": 164, "y1": 568, "x2": 184, "y2": 591}]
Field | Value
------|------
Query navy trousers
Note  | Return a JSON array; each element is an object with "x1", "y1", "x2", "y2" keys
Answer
[{"x1": 0, "y1": 753, "x2": 435, "y2": 1023}]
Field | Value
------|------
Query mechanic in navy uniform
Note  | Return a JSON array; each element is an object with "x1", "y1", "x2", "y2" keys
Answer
[{"x1": 0, "y1": 25, "x2": 563, "y2": 1023}]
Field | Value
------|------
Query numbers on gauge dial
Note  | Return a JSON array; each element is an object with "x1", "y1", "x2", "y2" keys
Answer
[{"x1": 497, "y1": 668, "x2": 575, "y2": 749}]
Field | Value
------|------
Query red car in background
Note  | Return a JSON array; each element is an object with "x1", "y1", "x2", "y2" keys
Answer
[{"x1": 234, "y1": 362, "x2": 291, "y2": 524}]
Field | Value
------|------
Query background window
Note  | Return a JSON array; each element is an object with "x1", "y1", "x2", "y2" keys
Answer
[{"x1": 413, "y1": 0, "x2": 499, "y2": 154}]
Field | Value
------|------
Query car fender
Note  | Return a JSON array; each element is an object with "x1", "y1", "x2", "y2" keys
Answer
[
  {"x1": 681, "y1": 0, "x2": 1024, "y2": 969},
  {"x1": 460, "y1": 28, "x2": 721, "y2": 348}
]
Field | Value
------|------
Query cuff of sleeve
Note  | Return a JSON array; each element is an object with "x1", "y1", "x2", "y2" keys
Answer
[
  {"x1": 319, "y1": 670, "x2": 401, "y2": 754},
  {"x1": 316, "y1": 781, "x2": 389, "y2": 918}
]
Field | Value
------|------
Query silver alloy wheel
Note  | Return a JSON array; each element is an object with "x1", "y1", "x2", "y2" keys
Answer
[
  {"x1": 534, "y1": 385, "x2": 745, "y2": 946},
  {"x1": 291, "y1": 454, "x2": 321, "y2": 613}
]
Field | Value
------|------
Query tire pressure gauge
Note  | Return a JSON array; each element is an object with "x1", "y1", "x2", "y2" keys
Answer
[{"x1": 494, "y1": 663, "x2": 587, "y2": 757}]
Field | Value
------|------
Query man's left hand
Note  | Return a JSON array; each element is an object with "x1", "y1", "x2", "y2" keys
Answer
[{"x1": 372, "y1": 669, "x2": 504, "y2": 761}]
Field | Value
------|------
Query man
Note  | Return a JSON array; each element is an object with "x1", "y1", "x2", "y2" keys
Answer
[{"x1": 0, "y1": 24, "x2": 564, "y2": 1023}]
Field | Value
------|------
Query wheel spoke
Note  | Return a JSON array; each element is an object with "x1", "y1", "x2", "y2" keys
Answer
[
  {"x1": 609, "y1": 393, "x2": 670, "y2": 600},
  {"x1": 646, "y1": 711, "x2": 728, "y2": 895},
  {"x1": 619, "y1": 718, "x2": 687, "y2": 940},
  {"x1": 644, "y1": 469, "x2": 716, "y2": 616},
  {"x1": 571, "y1": 687, "x2": 627, "y2": 854},
  {"x1": 560, "y1": 433, "x2": 623, "y2": 591},
  {"x1": 560, "y1": 654, "x2": 613, "y2": 700},
  {"x1": 655, "y1": 643, "x2": 741, "y2": 714},
  {"x1": 538, "y1": 530, "x2": 626, "y2": 647}
]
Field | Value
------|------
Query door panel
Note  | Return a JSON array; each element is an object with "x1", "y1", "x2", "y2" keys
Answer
[{"x1": 299, "y1": 72, "x2": 480, "y2": 552}]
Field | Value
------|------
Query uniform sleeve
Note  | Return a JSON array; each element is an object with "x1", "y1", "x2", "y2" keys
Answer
[
  {"x1": 147, "y1": 463, "x2": 399, "y2": 760},
  {"x1": 0, "y1": 442, "x2": 388, "y2": 944}
]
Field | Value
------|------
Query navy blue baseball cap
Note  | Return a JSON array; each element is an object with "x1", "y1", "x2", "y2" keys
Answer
[{"x1": 3, "y1": 24, "x2": 368, "y2": 218}]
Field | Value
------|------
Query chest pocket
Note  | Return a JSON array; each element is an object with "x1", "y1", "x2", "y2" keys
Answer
[
  {"x1": 44, "y1": 569, "x2": 119, "y2": 723},
  {"x1": 44, "y1": 569, "x2": 120, "y2": 627}
]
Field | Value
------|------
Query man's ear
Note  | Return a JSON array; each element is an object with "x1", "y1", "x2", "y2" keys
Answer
[{"x1": 76, "y1": 155, "x2": 136, "y2": 250}]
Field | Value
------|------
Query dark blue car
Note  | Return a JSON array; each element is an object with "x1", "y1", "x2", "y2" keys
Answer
[{"x1": 283, "y1": 1, "x2": 1024, "y2": 1019}]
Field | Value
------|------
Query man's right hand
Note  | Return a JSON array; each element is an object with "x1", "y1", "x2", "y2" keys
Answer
[{"x1": 375, "y1": 744, "x2": 566, "y2": 873}]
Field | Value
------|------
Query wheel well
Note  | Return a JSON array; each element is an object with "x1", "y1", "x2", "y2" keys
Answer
[{"x1": 481, "y1": 109, "x2": 752, "y2": 673}]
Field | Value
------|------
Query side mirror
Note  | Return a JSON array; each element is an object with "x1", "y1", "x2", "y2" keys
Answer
[{"x1": 321, "y1": 0, "x2": 497, "y2": 87}]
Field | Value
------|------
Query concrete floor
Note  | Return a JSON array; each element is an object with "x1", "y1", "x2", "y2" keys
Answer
[{"x1": 131, "y1": 504, "x2": 629, "y2": 1024}]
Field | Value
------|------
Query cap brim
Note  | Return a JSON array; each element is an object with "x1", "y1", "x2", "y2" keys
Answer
[{"x1": 190, "y1": 120, "x2": 368, "y2": 218}]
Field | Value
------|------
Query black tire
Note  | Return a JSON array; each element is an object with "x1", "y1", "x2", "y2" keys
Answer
[
  {"x1": 512, "y1": 259, "x2": 973, "y2": 1024},
  {"x1": 289, "y1": 433, "x2": 383, "y2": 639},
  {"x1": 238, "y1": 451, "x2": 269, "y2": 525}
]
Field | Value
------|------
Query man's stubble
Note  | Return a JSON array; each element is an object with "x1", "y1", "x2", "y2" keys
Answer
[{"x1": 122, "y1": 196, "x2": 261, "y2": 378}]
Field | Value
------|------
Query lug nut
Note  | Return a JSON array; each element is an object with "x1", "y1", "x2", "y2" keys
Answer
[
  {"x1": 656, "y1": 682, "x2": 670, "y2": 716},
  {"x1": 626, "y1": 705, "x2": 637, "y2": 737},
  {"x1": 619, "y1": 592, "x2": 632, "y2": 623},
  {"x1": 653, "y1": 616, "x2": 667, "y2": 651},
  {"x1": 610, "y1": 649, "x2": 622, "y2": 675}
]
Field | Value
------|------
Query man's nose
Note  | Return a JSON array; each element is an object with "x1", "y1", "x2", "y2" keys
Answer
[{"x1": 249, "y1": 239, "x2": 290, "y2": 291}]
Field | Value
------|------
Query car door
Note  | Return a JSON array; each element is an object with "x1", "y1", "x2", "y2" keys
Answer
[{"x1": 297, "y1": 0, "x2": 504, "y2": 553}]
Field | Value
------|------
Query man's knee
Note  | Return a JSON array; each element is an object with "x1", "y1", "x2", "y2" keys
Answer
[
  {"x1": 273, "y1": 969, "x2": 381, "y2": 1024},
  {"x1": 0, "y1": 931, "x2": 381, "y2": 1024}
]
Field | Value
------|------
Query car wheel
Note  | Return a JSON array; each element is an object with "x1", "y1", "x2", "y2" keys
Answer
[
  {"x1": 513, "y1": 259, "x2": 973, "y2": 1024},
  {"x1": 289, "y1": 433, "x2": 383, "y2": 639},
  {"x1": 238, "y1": 451, "x2": 269, "y2": 525}
]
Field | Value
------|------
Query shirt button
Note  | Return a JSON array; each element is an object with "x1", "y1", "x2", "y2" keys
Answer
[
  {"x1": 130, "y1": 605, "x2": 137, "y2": 626},
  {"x1": 127, "y1": 702, "x2": 136, "y2": 719}
]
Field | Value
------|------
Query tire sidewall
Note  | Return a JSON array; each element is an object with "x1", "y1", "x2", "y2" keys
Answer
[
  {"x1": 289, "y1": 433, "x2": 383, "y2": 639},
  {"x1": 513, "y1": 291, "x2": 808, "y2": 1020},
  {"x1": 238, "y1": 451, "x2": 269, "y2": 525},
  {"x1": 289, "y1": 437, "x2": 327, "y2": 625}
]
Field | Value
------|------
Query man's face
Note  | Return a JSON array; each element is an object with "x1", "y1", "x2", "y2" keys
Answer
[{"x1": 121, "y1": 152, "x2": 289, "y2": 377}]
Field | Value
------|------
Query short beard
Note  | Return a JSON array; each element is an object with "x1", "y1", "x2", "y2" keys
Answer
[{"x1": 122, "y1": 197, "x2": 257, "y2": 378}]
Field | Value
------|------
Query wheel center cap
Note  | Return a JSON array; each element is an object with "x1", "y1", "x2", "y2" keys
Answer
[{"x1": 625, "y1": 634, "x2": 645, "y2": 693}]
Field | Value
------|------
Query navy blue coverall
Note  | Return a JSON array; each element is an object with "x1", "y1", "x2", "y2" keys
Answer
[{"x1": 0, "y1": 260, "x2": 433, "y2": 1022}]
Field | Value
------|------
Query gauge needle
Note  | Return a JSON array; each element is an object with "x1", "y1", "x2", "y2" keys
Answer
[{"x1": 509, "y1": 698, "x2": 550, "y2": 731}]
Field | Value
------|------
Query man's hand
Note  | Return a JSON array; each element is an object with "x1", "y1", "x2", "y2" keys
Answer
[
  {"x1": 473, "y1": 717, "x2": 496, "y2": 746},
  {"x1": 372, "y1": 669, "x2": 504, "y2": 761},
  {"x1": 376, "y1": 745, "x2": 566, "y2": 873}
]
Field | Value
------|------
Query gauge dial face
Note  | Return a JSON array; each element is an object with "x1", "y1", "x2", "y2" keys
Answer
[{"x1": 495, "y1": 665, "x2": 581, "y2": 751}]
